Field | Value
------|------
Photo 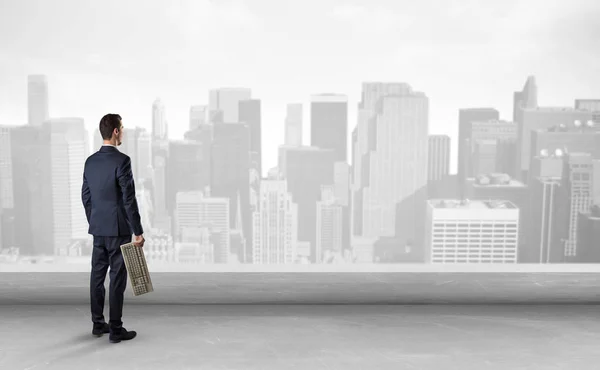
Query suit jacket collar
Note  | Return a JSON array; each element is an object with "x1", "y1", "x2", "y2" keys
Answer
[{"x1": 99, "y1": 145, "x2": 119, "y2": 153}]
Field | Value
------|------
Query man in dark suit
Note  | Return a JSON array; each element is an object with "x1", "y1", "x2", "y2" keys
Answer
[{"x1": 82, "y1": 113, "x2": 145, "y2": 343}]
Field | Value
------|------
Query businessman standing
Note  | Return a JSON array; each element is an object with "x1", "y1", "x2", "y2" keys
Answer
[{"x1": 82, "y1": 113, "x2": 145, "y2": 343}]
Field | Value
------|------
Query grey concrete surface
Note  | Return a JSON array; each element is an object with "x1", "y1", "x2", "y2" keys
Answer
[
  {"x1": 2, "y1": 272, "x2": 600, "y2": 305},
  {"x1": 1, "y1": 304, "x2": 600, "y2": 370}
]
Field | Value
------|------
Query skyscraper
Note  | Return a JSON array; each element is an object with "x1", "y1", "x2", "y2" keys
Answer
[
  {"x1": 0, "y1": 126, "x2": 14, "y2": 253},
  {"x1": 46, "y1": 118, "x2": 88, "y2": 255},
  {"x1": 310, "y1": 94, "x2": 348, "y2": 162},
  {"x1": 152, "y1": 98, "x2": 168, "y2": 140},
  {"x1": 513, "y1": 76, "x2": 538, "y2": 124},
  {"x1": 27, "y1": 75, "x2": 49, "y2": 127},
  {"x1": 517, "y1": 107, "x2": 593, "y2": 181},
  {"x1": 333, "y1": 161, "x2": 351, "y2": 253},
  {"x1": 167, "y1": 140, "x2": 210, "y2": 213},
  {"x1": 425, "y1": 199, "x2": 519, "y2": 264},
  {"x1": 209, "y1": 88, "x2": 252, "y2": 123},
  {"x1": 428, "y1": 135, "x2": 450, "y2": 182},
  {"x1": 559, "y1": 153, "x2": 600, "y2": 260},
  {"x1": 11, "y1": 125, "x2": 52, "y2": 255},
  {"x1": 211, "y1": 122, "x2": 252, "y2": 254},
  {"x1": 239, "y1": 99, "x2": 262, "y2": 175},
  {"x1": 278, "y1": 146, "x2": 336, "y2": 262},
  {"x1": 458, "y1": 114, "x2": 514, "y2": 185},
  {"x1": 457, "y1": 108, "x2": 500, "y2": 184},
  {"x1": 472, "y1": 140, "x2": 497, "y2": 176},
  {"x1": 361, "y1": 85, "x2": 429, "y2": 251},
  {"x1": 530, "y1": 123, "x2": 600, "y2": 171},
  {"x1": 316, "y1": 185, "x2": 343, "y2": 264},
  {"x1": 333, "y1": 162, "x2": 350, "y2": 207},
  {"x1": 151, "y1": 141, "x2": 169, "y2": 232},
  {"x1": 0, "y1": 126, "x2": 14, "y2": 210},
  {"x1": 577, "y1": 205, "x2": 600, "y2": 263},
  {"x1": 527, "y1": 153, "x2": 566, "y2": 263},
  {"x1": 121, "y1": 127, "x2": 153, "y2": 183},
  {"x1": 252, "y1": 177, "x2": 298, "y2": 264},
  {"x1": 352, "y1": 83, "x2": 413, "y2": 238},
  {"x1": 575, "y1": 99, "x2": 600, "y2": 124},
  {"x1": 285, "y1": 103, "x2": 303, "y2": 147},
  {"x1": 175, "y1": 191, "x2": 230, "y2": 263}
]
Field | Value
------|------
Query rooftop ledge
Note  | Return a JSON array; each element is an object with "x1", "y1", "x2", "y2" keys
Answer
[
  {"x1": 2, "y1": 263, "x2": 600, "y2": 273},
  {"x1": 2, "y1": 264, "x2": 600, "y2": 305}
]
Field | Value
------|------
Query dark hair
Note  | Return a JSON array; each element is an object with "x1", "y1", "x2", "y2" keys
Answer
[{"x1": 99, "y1": 114, "x2": 122, "y2": 140}]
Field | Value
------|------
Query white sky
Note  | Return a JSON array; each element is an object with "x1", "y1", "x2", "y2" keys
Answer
[{"x1": 1, "y1": 0, "x2": 599, "y2": 173}]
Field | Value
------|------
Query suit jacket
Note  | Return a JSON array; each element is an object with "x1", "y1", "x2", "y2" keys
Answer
[{"x1": 81, "y1": 145, "x2": 144, "y2": 237}]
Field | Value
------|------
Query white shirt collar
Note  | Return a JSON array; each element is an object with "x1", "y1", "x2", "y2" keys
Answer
[{"x1": 102, "y1": 144, "x2": 117, "y2": 148}]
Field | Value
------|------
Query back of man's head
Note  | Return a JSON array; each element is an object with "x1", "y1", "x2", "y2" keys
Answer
[{"x1": 99, "y1": 113, "x2": 122, "y2": 140}]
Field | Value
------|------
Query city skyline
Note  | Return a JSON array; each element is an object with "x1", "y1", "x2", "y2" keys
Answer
[
  {"x1": 1, "y1": 1, "x2": 600, "y2": 268},
  {"x1": 1, "y1": 72, "x2": 599, "y2": 266}
]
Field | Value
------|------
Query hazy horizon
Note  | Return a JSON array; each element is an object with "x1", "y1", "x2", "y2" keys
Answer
[{"x1": 1, "y1": 0, "x2": 599, "y2": 173}]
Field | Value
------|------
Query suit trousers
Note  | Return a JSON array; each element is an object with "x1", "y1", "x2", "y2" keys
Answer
[{"x1": 90, "y1": 235, "x2": 131, "y2": 331}]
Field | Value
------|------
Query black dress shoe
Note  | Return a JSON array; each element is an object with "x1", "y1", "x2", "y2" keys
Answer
[
  {"x1": 109, "y1": 327, "x2": 137, "y2": 343},
  {"x1": 92, "y1": 323, "x2": 110, "y2": 337}
]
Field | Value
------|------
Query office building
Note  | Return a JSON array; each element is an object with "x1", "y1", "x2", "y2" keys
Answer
[
  {"x1": 425, "y1": 199, "x2": 519, "y2": 264},
  {"x1": 513, "y1": 76, "x2": 538, "y2": 123},
  {"x1": 517, "y1": 107, "x2": 594, "y2": 181},
  {"x1": 351, "y1": 237, "x2": 376, "y2": 263},
  {"x1": 0, "y1": 126, "x2": 14, "y2": 253},
  {"x1": 278, "y1": 146, "x2": 336, "y2": 262},
  {"x1": 211, "y1": 122, "x2": 252, "y2": 253},
  {"x1": 530, "y1": 123, "x2": 600, "y2": 171},
  {"x1": 252, "y1": 178, "x2": 297, "y2": 264},
  {"x1": 360, "y1": 85, "x2": 429, "y2": 253},
  {"x1": 152, "y1": 98, "x2": 168, "y2": 140},
  {"x1": 576, "y1": 205, "x2": 600, "y2": 263},
  {"x1": 575, "y1": 99, "x2": 600, "y2": 123},
  {"x1": 316, "y1": 186, "x2": 343, "y2": 264},
  {"x1": 472, "y1": 140, "x2": 497, "y2": 177},
  {"x1": 428, "y1": 135, "x2": 450, "y2": 182},
  {"x1": 175, "y1": 191, "x2": 230, "y2": 263},
  {"x1": 121, "y1": 127, "x2": 152, "y2": 183},
  {"x1": 46, "y1": 118, "x2": 89, "y2": 255},
  {"x1": 0, "y1": 126, "x2": 14, "y2": 210},
  {"x1": 135, "y1": 183, "x2": 153, "y2": 233},
  {"x1": 144, "y1": 232, "x2": 175, "y2": 264},
  {"x1": 352, "y1": 83, "x2": 426, "y2": 238},
  {"x1": 527, "y1": 154, "x2": 566, "y2": 263},
  {"x1": 457, "y1": 109, "x2": 500, "y2": 183},
  {"x1": 352, "y1": 83, "x2": 410, "y2": 237},
  {"x1": 333, "y1": 162, "x2": 350, "y2": 207},
  {"x1": 10, "y1": 126, "x2": 52, "y2": 255},
  {"x1": 239, "y1": 99, "x2": 262, "y2": 175},
  {"x1": 285, "y1": 103, "x2": 303, "y2": 147},
  {"x1": 209, "y1": 88, "x2": 251, "y2": 124},
  {"x1": 459, "y1": 119, "x2": 516, "y2": 187},
  {"x1": 28, "y1": 75, "x2": 50, "y2": 127},
  {"x1": 559, "y1": 154, "x2": 600, "y2": 260},
  {"x1": 310, "y1": 94, "x2": 348, "y2": 161},
  {"x1": 464, "y1": 173, "x2": 529, "y2": 260},
  {"x1": 151, "y1": 140, "x2": 169, "y2": 232},
  {"x1": 166, "y1": 140, "x2": 210, "y2": 213},
  {"x1": 184, "y1": 123, "x2": 213, "y2": 182}
]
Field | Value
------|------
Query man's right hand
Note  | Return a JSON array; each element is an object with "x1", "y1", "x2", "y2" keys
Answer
[{"x1": 133, "y1": 234, "x2": 145, "y2": 247}]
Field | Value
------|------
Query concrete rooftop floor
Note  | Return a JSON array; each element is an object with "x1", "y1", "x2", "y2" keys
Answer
[
  {"x1": 2, "y1": 272, "x2": 600, "y2": 369},
  {"x1": 2, "y1": 304, "x2": 600, "y2": 370}
]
